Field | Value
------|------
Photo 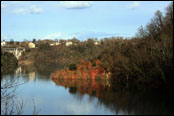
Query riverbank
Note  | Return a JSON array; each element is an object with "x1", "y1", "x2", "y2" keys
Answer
[{"x1": 1, "y1": 51, "x2": 18, "y2": 74}]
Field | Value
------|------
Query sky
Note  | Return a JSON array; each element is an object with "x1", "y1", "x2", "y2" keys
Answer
[{"x1": 1, "y1": 1, "x2": 172, "y2": 41}]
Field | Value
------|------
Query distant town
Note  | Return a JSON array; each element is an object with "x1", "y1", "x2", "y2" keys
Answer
[{"x1": 1, "y1": 38, "x2": 100, "y2": 49}]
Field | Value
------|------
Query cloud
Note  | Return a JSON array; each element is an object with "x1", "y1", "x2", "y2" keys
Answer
[
  {"x1": 126, "y1": 1, "x2": 141, "y2": 10},
  {"x1": 41, "y1": 31, "x2": 127, "y2": 41},
  {"x1": 59, "y1": 101, "x2": 94, "y2": 115},
  {"x1": 12, "y1": 8, "x2": 29, "y2": 14},
  {"x1": 66, "y1": 102, "x2": 92, "y2": 115},
  {"x1": 42, "y1": 33, "x2": 62, "y2": 40},
  {"x1": 58, "y1": 1, "x2": 92, "y2": 9},
  {"x1": 42, "y1": 32, "x2": 79, "y2": 40},
  {"x1": 11, "y1": 5, "x2": 43, "y2": 14},
  {"x1": 30, "y1": 5, "x2": 43, "y2": 14},
  {"x1": 71, "y1": 31, "x2": 126, "y2": 40},
  {"x1": 62, "y1": 35, "x2": 78, "y2": 40}
]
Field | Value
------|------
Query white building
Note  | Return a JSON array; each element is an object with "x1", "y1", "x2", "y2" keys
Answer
[
  {"x1": 50, "y1": 42, "x2": 60, "y2": 46},
  {"x1": 55, "y1": 42, "x2": 60, "y2": 45},
  {"x1": 1, "y1": 41, "x2": 6, "y2": 46},
  {"x1": 95, "y1": 41, "x2": 100, "y2": 45},
  {"x1": 50, "y1": 43, "x2": 55, "y2": 46},
  {"x1": 66, "y1": 41, "x2": 73, "y2": 46},
  {"x1": 28, "y1": 42, "x2": 35, "y2": 48}
]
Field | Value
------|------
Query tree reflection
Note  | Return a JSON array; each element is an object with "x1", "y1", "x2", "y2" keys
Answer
[
  {"x1": 52, "y1": 78, "x2": 174, "y2": 115},
  {"x1": 69, "y1": 87, "x2": 77, "y2": 94},
  {"x1": 17, "y1": 65, "x2": 61, "y2": 81}
]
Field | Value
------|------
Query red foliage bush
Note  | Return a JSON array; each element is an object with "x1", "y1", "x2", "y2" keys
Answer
[{"x1": 51, "y1": 59, "x2": 109, "y2": 80}]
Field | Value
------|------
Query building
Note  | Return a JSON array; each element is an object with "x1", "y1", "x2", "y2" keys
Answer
[
  {"x1": 29, "y1": 72, "x2": 36, "y2": 80},
  {"x1": 66, "y1": 41, "x2": 73, "y2": 46},
  {"x1": 50, "y1": 43, "x2": 55, "y2": 46},
  {"x1": 95, "y1": 41, "x2": 100, "y2": 45},
  {"x1": 55, "y1": 42, "x2": 60, "y2": 45},
  {"x1": 50, "y1": 42, "x2": 60, "y2": 46},
  {"x1": 28, "y1": 42, "x2": 36, "y2": 48},
  {"x1": 1, "y1": 41, "x2": 6, "y2": 46}
]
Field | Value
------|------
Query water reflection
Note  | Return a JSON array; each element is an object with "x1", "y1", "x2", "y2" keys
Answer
[
  {"x1": 1, "y1": 65, "x2": 64, "y2": 82},
  {"x1": 1, "y1": 66, "x2": 173, "y2": 115},
  {"x1": 13, "y1": 66, "x2": 51, "y2": 81},
  {"x1": 52, "y1": 79, "x2": 174, "y2": 115},
  {"x1": 15, "y1": 67, "x2": 22, "y2": 76},
  {"x1": 29, "y1": 72, "x2": 36, "y2": 80}
]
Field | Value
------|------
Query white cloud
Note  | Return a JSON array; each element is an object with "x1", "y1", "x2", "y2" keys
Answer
[
  {"x1": 71, "y1": 31, "x2": 126, "y2": 40},
  {"x1": 42, "y1": 32, "x2": 79, "y2": 40},
  {"x1": 42, "y1": 33, "x2": 62, "y2": 40},
  {"x1": 30, "y1": 5, "x2": 43, "y2": 14},
  {"x1": 60, "y1": 101, "x2": 94, "y2": 115},
  {"x1": 12, "y1": 8, "x2": 29, "y2": 14},
  {"x1": 41, "y1": 31, "x2": 128, "y2": 41},
  {"x1": 126, "y1": 1, "x2": 141, "y2": 10},
  {"x1": 11, "y1": 5, "x2": 43, "y2": 14},
  {"x1": 58, "y1": 1, "x2": 92, "y2": 9}
]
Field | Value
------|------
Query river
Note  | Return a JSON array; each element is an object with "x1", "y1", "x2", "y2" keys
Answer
[{"x1": 1, "y1": 65, "x2": 173, "y2": 115}]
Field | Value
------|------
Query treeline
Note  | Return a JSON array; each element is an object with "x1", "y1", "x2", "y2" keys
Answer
[
  {"x1": 97, "y1": 2, "x2": 173, "y2": 89},
  {"x1": 19, "y1": 38, "x2": 103, "y2": 69},
  {"x1": 20, "y1": 2, "x2": 173, "y2": 89}
]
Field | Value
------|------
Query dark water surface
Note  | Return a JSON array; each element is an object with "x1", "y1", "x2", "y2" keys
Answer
[{"x1": 1, "y1": 66, "x2": 173, "y2": 115}]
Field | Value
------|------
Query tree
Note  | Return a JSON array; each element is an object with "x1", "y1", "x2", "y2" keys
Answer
[
  {"x1": 71, "y1": 37, "x2": 80, "y2": 45},
  {"x1": 163, "y1": 2, "x2": 173, "y2": 37},
  {"x1": 154, "y1": 10, "x2": 164, "y2": 30},
  {"x1": 136, "y1": 26, "x2": 147, "y2": 38},
  {"x1": 16, "y1": 41, "x2": 19, "y2": 45},
  {"x1": 86, "y1": 38, "x2": 95, "y2": 55},
  {"x1": 59, "y1": 39, "x2": 66, "y2": 45},
  {"x1": 69, "y1": 64, "x2": 77, "y2": 71},
  {"x1": 32, "y1": 38, "x2": 36, "y2": 43},
  {"x1": 55, "y1": 39, "x2": 58, "y2": 42},
  {"x1": 10, "y1": 39, "x2": 14, "y2": 45},
  {"x1": 165, "y1": 2, "x2": 173, "y2": 25},
  {"x1": 38, "y1": 43, "x2": 50, "y2": 50},
  {"x1": 1, "y1": 77, "x2": 40, "y2": 115}
]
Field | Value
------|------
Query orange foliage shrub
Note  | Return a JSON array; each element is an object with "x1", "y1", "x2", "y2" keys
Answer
[{"x1": 51, "y1": 59, "x2": 109, "y2": 81}]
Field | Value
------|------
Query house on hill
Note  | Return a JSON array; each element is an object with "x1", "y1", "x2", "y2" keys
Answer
[
  {"x1": 95, "y1": 41, "x2": 100, "y2": 45},
  {"x1": 28, "y1": 42, "x2": 36, "y2": 48},
  {"x1": 66, "y1": 41, "x2": 73, "y2": 46},
  {"x1": 1, "y1": 41, "x2": 6, "y2": 46},
  {"x1": 50, "y1": 42, "x2": 60, "y2": 46}
]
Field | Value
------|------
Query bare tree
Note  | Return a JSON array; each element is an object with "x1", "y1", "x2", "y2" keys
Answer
[
  {"x1": 1, "y1": 77, "x2": 24, "y2": 115},
  {"x1": 1, "y1": 76, "x2": 40, "y2": 115}
]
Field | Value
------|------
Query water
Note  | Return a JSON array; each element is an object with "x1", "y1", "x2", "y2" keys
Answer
[{"x1": 1, "y1": 66, "x2": 173, "y2": 115}]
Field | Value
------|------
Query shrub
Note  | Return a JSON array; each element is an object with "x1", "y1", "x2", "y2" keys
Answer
[
  {"x1": 69, "y1": 64, "x2": 77, "y2": 71},
  {"x1": 92, "y1": 61, "x2": 96, "y2": 67}
]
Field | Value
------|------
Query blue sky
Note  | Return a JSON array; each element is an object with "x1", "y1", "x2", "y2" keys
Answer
[{"x1": 1, "y1": 1, "x2": 172, "y2": 41}]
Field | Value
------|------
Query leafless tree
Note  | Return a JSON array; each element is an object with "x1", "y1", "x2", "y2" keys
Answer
[{"x1": 1, "y1": 76, "x2": 40, "y2": 115}]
